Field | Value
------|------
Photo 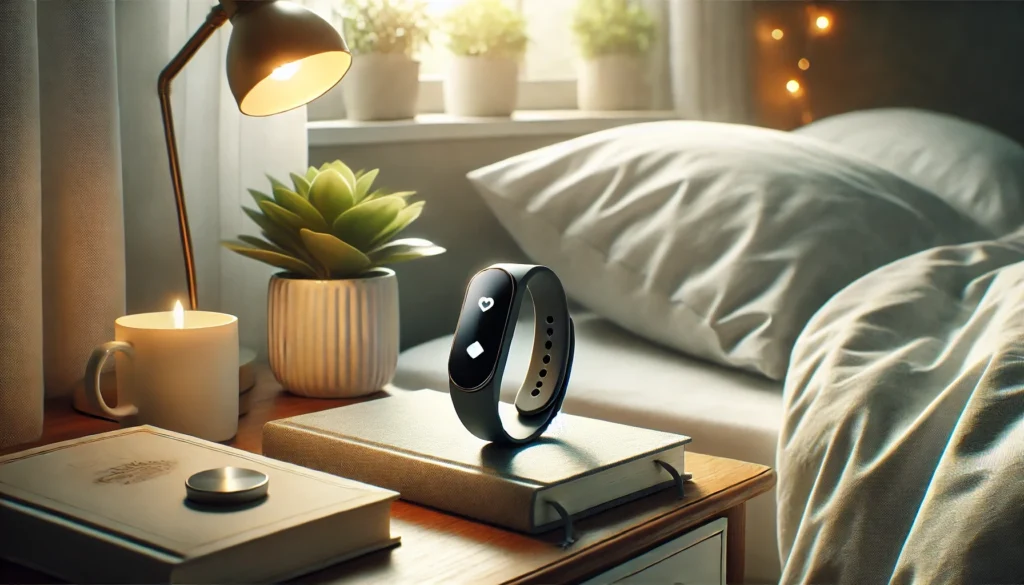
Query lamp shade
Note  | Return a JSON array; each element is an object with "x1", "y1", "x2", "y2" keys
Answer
[{"x1": 226, "y1": 0, "x2": 351, "y2": 117}]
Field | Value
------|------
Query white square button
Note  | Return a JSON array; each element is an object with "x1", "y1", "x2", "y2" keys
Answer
[{"x1": 466, "y1": 341, "x2": 484, "y2": 359}]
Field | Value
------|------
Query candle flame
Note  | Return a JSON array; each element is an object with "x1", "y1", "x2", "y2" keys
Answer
[{"x1": 173, "y1": 300, "x2": 184, "y2": 329}]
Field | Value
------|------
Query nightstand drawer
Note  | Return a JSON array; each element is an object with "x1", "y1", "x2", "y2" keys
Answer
[{"x1": 583, "y1": 517, "x2": 726, "y2": 585}]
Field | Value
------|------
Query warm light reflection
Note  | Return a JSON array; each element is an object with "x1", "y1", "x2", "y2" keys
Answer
[
  {"x1": 269, "y1": 61, "x2": 301, "y2": 81},
  {"x1": 173, "y1": 300, "x2": 185, "y2": 329},
  {"x1": 771, "y1": 28, "x2": 784, "y2": 40},
  {"x1": 798, "y1": 58, "x2": 811, "y2": 70},
  {"x1": 816, "y1": 16, "x2": 831, "y2": 30},
  {"x1": 786, "y1": 79, "x2": 801, "y2": 94}
]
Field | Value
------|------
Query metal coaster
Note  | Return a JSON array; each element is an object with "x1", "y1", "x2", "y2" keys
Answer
[{"x1": 185, "y1": 467, "x2": 269, "y2": 506}]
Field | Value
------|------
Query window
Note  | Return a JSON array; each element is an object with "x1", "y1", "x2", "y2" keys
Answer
[{"x1": 304, "y1": 0, "x2": 580, "y2": 111}]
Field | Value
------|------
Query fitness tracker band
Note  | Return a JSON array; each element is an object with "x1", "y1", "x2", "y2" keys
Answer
[{"x1": 448, "y1": 263, "x2": 575, "y2": 445}]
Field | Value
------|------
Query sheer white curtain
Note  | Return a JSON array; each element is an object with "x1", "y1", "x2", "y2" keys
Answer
[
  {"x1": 1, "y1": 0, "x2": 126, "y2": 447},
  {"x1": 666, "y1": 0, "x2": 754, "y2": 123}
]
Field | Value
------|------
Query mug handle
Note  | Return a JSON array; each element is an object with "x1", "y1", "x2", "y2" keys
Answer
[{"x1": 85, "y1": 341, "x2": 139, "y2": 420}]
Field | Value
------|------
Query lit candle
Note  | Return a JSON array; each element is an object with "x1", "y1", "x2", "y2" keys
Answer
[{"x1": 84, "y1": 300, "x2": 239, "y2": 442}]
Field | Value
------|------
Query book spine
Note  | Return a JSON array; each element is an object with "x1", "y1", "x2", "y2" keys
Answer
[
  {"x1": 0, "y1": 499, "x2": 174, "y2": 583},
  {"x1": 263, "y1": 422, "x2": 538, "y2": 532}
]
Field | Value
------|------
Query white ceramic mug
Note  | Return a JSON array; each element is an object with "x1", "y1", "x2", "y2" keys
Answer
[{"x1": 84, "y1": 310, "x2": 240, "y2": 442}]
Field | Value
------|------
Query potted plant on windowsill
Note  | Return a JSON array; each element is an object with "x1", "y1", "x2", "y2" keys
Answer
[
  {"x1": 441, "y1": 0, "x2": 527, "y2": 117},
  {"x1": 572, "y1": 0, "x2": 655, "y2": 111},
  {"x1": 223, "y1": 160, "x2": 444, "y2": 398},
  {"x1": 338, "y1": 0, "x2": 431, "y2": 121}
]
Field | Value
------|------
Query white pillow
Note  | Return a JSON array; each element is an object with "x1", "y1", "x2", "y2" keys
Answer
[
  {"x1": 467, "y1": 121, "x2": 988, "y2": 380},
  {"x1": 794, "y1": 108, "x2": 1024, "y2": 236}
]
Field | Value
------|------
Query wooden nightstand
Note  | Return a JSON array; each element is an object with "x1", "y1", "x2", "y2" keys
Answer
[{"x1": 0, "y1": 367, "x2": 774, "y2": 585}]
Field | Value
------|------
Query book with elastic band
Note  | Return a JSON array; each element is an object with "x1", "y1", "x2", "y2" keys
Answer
[{"x1": 262, "y1": 389, "x2": 690, "y2": 533}]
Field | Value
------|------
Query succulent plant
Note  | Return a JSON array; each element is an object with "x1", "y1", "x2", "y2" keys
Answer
[
  {"x1": 223, "y1": 160, "x2": 445, "y2": 279},
  {"x1": 441, "y1": 0, "x2": 528, "y2": 60},
  {"x1": 572, "y1": 0, "x2": 655, "y2": 59}
]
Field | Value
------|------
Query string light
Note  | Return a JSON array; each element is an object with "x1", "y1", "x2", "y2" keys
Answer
[
  {"x1": 771, "y1": 28, "x2": 784, "y2": 40},
  {"x1": 815, "y1": 16, "x2": 830, "y2": 30},
  {"x1": 786, "y1": 79, "x2": 801, "y2": 94},
  {"x1": 798, "y1": 58, "x2": 810, "y2": 70}
]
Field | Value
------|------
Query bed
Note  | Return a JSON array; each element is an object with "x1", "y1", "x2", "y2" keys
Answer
[{"x1": 389, "y1": 106, "x2": 1024, "y2": 584}]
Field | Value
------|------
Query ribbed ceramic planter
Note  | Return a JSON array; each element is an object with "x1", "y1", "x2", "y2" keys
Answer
[
  {"x1": 578, "y1": 54, "x2": 651, "y2": 111},
  {"x1": 444, "y1": 56, "x2": 519, "y2": 117},
  {"x1": 268, "y1": 269, "x2": 399, "y2": 398}
]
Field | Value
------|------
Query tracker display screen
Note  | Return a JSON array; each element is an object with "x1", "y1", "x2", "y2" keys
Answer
[{"x1": 448, "y1": 268, "x2": 516, "y2": 390}]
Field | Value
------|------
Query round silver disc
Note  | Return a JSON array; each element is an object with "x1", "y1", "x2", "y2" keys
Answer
[{"x1": 185, "y1": 467, "x2": 269, "y2": 506}]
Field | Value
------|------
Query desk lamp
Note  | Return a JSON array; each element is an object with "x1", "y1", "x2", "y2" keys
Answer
[{"x1": 160, "y1": 0, "x2": 351, "y2": 310}]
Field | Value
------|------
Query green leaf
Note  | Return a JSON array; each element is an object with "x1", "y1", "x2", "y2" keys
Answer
[
  {"x1": 222, "y1": 243, "x2": 318, "y2": 278},
  {"x1": 299, "y1": 228, "x2": 371, "y2": 278},
  {"x1": 258, "y1": 200, "x2": 306, "y2": 232},
  {"x1": 354, "y1": 169, "x2": 379, "y2": 201},
  {"x1": 237, "y1": 234, "x2": 286, "y2": 254},
  {"x1": 240, "y1": 207, "x2": 313, "y2": 263},
  {"x1": 389, "y1": 190, "x2": 417, "y2": 198},
  {"x1": 370, "y1": 200, "x2": 424, "y2": 248},
  {"x1": 332, "y1": 196, "x2": 406, "y2": 252},
  {"x1": 308, "y1": 169, "x2": 355, "y2": 225},
  {"x1": 266, "y1": 174, "x2": 289, "y2": 193},
  {"x1": 368, "y1": 238, "x2": 446, "y2": 265},
  {"x1": 247, "y1": 188, "x2": 273, "y2": 206},
  {"x1": 327, "y1": 160, "x2": 357, "y2": 191},
  {"x1": 290, "y1": 173, "x2": 311, "y2": 198},
  {"x1": 305, "y1": 166, "x2": 320, "y2": 181},
  {"x1": 273, "y1": 186, "x2": 329, "y2": 232}
]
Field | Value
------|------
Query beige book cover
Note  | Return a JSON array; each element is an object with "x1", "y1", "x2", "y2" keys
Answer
[
  {"x1": 263, "y1": 390, "x2": 690, "y2": 533},
  {"x1": 0, "y1": 426, "x2": 399, "y2": 584}
]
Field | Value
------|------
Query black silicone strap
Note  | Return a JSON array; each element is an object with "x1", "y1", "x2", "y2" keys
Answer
[{"x1": 450, "y1": 264, "x2": 574, "y2": 444}]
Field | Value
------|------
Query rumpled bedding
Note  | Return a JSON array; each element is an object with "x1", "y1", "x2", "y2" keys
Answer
[{"x1": 777, "y1": 232, "x2": 1024, "y2": 584}]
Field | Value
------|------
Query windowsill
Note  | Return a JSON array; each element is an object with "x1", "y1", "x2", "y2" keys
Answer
[{"x1": 307, "y1": 110, "x2": 677, "y2": 147}]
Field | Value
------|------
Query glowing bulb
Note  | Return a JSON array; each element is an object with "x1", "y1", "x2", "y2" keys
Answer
[
  {"x1": 173, "y1": 300, "x2": 184, "y2": 329},
  {"x1": 798, "y1": 58, "x2": 810, "y2": 70},
  {"x1": 816, "y1": 16, "x2": 830, "y2": 30},
  {"x1": 771, "y1": 28, "x2": 784, "y2": 40},
  {"x1": 269, "y1": 61, "x2": 301, "y2": 81},
  {"x1": 786, "y1": 79, "x2": 801, "y2": 94}
]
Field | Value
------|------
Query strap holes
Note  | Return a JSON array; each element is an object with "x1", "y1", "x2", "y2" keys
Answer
[
  {"x1": 546, "y1": 316, "x2": 554, "y2": 324},
  {"x1": 543, "y1": 355, "x2": 550, "y2": 364},
  {"x1": 539, "y1": 369, "x2": 547, "y2": 377},
  {"x1": 545, "y1": 341, "x2": 552, "y2": 349},
  {"x1": 531, "y1": 388, "x2": 540, "y2": 396},
  {"x1": 546, "y1": 328, "x2": 554, "y2": 336}
]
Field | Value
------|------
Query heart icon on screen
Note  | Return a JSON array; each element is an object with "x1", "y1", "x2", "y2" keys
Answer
[{"x1": 478, "y1": 297, "x2": 494, "y2": 312}]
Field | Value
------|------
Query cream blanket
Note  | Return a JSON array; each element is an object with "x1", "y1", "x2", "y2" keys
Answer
[{"x1": 778, "y1": 234, "x2": 1024, "y2": 584}]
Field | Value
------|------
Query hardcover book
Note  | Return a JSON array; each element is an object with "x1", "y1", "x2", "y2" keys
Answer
[
  {"x1": 0, "y1": 426, "x2": 399, "y2": 584},
  {"x1": 263, "y1": 390, "x2": 690, "y2": 533}
]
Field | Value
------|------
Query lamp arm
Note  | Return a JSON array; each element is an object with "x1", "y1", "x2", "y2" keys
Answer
[{"x1": 158, "y1": 5, "x2": 230, "y2": 310}]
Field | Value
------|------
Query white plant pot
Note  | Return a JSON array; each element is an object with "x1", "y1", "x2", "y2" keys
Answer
[
  {"x1": 268, "y1": 269, "x2": 399, "y2": 398},
  {"x1": 578, "y1": 54, "x2": 652, "y2": 111},
  {"x1": 444, "y1": 56, "x2": 519, "y2": 117},
  {"x1": 342, "y1": 53, "x2": 421, "y2": 121}
]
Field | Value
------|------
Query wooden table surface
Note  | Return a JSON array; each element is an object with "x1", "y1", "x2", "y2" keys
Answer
[{"x1": 0, "y1": 367, "x2": 775, "y2": 585}]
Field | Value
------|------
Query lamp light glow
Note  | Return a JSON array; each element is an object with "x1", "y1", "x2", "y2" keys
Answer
[
  {"x1": 771, "y1": 28, "x2": 784, "y2": 40},
  {"x1": 786, "y1": 79, "x2": 801, "y2": 94},
  {"x1": 816, "y1": 15, "x2": 830, "y2": 30},
  {"x1": 269, "y1": 61, "x2": 301, "y2": 81},
  {"x1": 798, "y1": 58, "x2": 810, "y2": 70}
]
